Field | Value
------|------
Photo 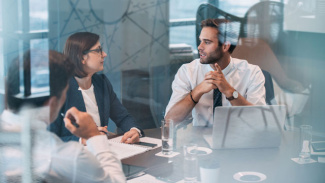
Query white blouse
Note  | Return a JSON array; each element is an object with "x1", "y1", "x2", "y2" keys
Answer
[{"x1": 79, "y1": 84, "x2": 101, "y2": 127}]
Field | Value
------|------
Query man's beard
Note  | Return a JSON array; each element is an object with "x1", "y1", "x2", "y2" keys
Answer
[{"x1": 200, "y1": 47, "x2": 223, "y2": 64}]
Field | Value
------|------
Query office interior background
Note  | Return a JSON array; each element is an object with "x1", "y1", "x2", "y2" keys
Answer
[{"x1": 0, "y1": 0, "x2": 324, "y2": 136}]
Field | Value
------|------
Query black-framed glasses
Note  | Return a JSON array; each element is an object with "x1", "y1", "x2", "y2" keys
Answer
[{"x1": 82, "y1": 46, "x2": 103, "y2": 55}]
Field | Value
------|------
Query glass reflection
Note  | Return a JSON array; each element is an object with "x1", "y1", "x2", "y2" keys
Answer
[{"x1": 29, "y1": 0, "x2": 48, "y2": 32}]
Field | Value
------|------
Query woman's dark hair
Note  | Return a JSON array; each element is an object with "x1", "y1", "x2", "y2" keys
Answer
[
  {"x1": 64, "y1": 32, "x2": 100, "y2": 78},
  {"x1": 201, "y1": 18, "x2": 237, "y2": 54}
]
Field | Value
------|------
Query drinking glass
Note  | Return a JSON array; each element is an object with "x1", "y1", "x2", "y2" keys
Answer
[
  {"x1": 161, "y1": 119, "x2": 174, "y2": 155},
  {"x1": 299, "y1": 125, "x2": 312, "y2": 163},
  {"x1": 183, "y1": 143, "x2": 198, "y2": 182}
]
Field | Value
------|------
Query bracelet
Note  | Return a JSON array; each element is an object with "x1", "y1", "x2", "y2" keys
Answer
[{"x1": 190, "y1": 90, "x2": 198, "y2": 104}]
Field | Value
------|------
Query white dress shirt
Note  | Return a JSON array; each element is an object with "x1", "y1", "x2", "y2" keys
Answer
[
  {"x1": 0, "y1": 109, "x2": 126, "y2": 183},
  {"x1": 166, "y1": 57, "x2": 266, "y2": 126}
]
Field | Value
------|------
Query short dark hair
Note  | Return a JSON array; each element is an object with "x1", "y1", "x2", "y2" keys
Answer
[
  {"x1": 49, "y1": 51, "x2": 75, "y2": 98},
  {"x1": 63, "y1": 32, "x2": 100, "y2": 78},
  {"x1": 201, "y1": 18, "x2": 238, "y2": 54},
  {"x1": 6, "y1": 50, "x2": 75, "y2": 112}
]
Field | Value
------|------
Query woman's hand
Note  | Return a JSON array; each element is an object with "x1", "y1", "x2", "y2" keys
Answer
[{"x1": 120, "y1": 129, "x2": 140, "y2": 144}]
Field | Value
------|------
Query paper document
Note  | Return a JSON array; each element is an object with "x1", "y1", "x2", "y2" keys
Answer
[
  {"x1": 127, "y1": 174, "x2": 165, "y2": 183},
  {"x1": 108, "y1": 136, "x2": 162, "y2": 160},
  {"x1": 311, "y1": 141, "x2": 325, "y2": 152},
  {"x1": 311, "y1": 142, "x2": 325, "y2": 156}
]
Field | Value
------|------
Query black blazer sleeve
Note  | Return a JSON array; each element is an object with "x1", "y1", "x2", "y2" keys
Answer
[
  {"x1": 99, "y1": 74, "x2": 144, "y2": 136},
  {"x1": 48, "y1": 107, "x2": 79, "y2": 142},
  {"x1": 48, "y1": 77, "x2": 84, "y2": 142}
]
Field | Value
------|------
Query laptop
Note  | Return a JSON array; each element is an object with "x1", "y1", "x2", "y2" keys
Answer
[{"x1": 204, "y1": 105, "x2": 286, "y2": 149}]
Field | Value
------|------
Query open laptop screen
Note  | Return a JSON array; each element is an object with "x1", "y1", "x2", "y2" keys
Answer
[{"x1": 204, "y1": 105, "x2": 286, "y2": 149}]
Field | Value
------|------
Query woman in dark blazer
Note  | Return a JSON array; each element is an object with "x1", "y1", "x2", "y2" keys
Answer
[{"x1": 49, "y1": 32, "x2": 143, "y2": 144}]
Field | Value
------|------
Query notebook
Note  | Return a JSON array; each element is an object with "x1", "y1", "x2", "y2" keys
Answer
[
  {"x1": 204, "y1": 105, "x2": 286, "y2": 149},
  {"x1": 108, "y1": 136, "x2": 162, "y2": 160},
  {"x1": 311, "y1": 141, "x2": 325, "y2": 154}
]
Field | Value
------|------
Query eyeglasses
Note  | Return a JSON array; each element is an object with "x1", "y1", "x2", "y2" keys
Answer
[{"x1": 83, "y1": 46, "x2": 103, "y2": 55}]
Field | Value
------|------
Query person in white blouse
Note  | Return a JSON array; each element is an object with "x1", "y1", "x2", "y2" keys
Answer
[
  {"x1": 165, "y1": 18, "x2": 266, "y2": 126},
  {"x1": 49, "y1": 32, "x2": 143, "y2": 144},
  {"x1": 1, "y1": 50, "x2": 126, "y2": 182}
]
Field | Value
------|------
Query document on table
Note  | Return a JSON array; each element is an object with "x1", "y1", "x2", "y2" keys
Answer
[
  {"x1": 108, "y1": 136, "x2": 162, "y2": 160},
  {"x1": 127, "y1": 174, "x2": 166, "y2": 183}
]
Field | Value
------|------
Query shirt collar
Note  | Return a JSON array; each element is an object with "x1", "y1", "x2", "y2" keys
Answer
[
  {"x1": 208, "y1": 56, "x2": 234, "y2": 76},
  {"x1": 222, "y1": 56, "x2": 234, "y2": 76},
  {"x1": 1, "y1": 107, "x2": 48, "y2": 131}
]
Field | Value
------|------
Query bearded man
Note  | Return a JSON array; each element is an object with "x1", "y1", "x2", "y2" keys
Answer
[{"x1": 165, "y1": 18, "x2": 266, "y2": 126}]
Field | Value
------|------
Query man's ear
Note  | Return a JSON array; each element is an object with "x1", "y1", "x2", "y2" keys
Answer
[
  {"x1": 222, "y1": 41, "x2": 231, "y2": 52},
  {"x1": 47, "y1": 96, "x2": 58, "y2": 110}
]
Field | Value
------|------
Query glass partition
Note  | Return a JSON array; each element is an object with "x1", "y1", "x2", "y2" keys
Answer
[
  {"x1": 29, "y1": 0, "x2": 48, "y2": 32},
  {"x1": 0, "y1": 0, "x2": 324, "y2": 133},
  {"x1": 0, "y1": 0, "x2": 324, "y2": 181},
  {"x1": 169, "y1": 0, "x2": 325, "y2": 135}
]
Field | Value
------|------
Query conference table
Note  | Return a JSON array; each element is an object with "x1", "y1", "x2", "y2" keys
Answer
[{"x1": 121, "y1": 126, "x2": 325, "y2": 182}]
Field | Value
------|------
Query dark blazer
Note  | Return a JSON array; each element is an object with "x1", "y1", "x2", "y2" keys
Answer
[{"x1": 49, "y1": 74, "x2": 144, "y2": 142}]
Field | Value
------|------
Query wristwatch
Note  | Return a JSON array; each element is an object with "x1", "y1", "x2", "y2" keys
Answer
[{"x1": 226, "y1": 90, "x2": 238, "y2": 101}]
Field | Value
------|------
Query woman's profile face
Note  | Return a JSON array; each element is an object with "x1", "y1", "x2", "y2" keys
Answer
[{"x1": 82, "y1": 41, "x2": 107, "y2": 75}]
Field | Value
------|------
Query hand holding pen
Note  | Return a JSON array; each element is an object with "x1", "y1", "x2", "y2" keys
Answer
[
  {"x1": 97, "y1": 126, "x2": 109, "y2": 135},
  {"x1": 61, "y1": 112, "x2": 79, "y2": 128},
  {"x1": 63, "y1": 107, "x2": 100, "y2": 140}
]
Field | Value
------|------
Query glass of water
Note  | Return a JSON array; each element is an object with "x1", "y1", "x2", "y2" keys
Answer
[
  {"x1": 299, "y1": 125, "x2": 312, "y2": 163},
  {"x1": 161, "y1": 119, "x2": 174, "y2": 155},
  {"x1": 183, "y1": 143, "x2": 198, "y2": 183}
]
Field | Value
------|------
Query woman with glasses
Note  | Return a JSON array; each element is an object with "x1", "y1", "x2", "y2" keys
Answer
[{"x1": 49, "y1": 32, "x2": 143, "y2": 144}]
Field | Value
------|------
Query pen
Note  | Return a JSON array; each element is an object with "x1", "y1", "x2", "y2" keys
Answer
[{"x1": 61, "y1": 113, "x2": 80, "y2": 128}]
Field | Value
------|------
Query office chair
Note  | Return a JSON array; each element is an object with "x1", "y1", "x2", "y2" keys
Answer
[
  {"x1": 242, "y1": 1, "x2": 284, "y2": 53},
  {"x1": 219, "y1": 2, "x2": 311, "y2": 128},
  {"x1": 241, "y1": 1, "x2": 309, "y2": 94},
  {"x1": 262, "y1": 70, "x2": 275, "y2": 105}
]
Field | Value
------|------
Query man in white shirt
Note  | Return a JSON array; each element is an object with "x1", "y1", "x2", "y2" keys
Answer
[
  {"x1": 1, "y1": 50, "x2": 126, "y2": 182},
  {"x1": 165, "y1": 19, "x2": 266, "y2": 126}
]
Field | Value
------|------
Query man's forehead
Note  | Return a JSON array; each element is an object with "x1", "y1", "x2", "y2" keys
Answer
[{"x1": 199, "y1": 27, "x2": 219, "y2": 40}]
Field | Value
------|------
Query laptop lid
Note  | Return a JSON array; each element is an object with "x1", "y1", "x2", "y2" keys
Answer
[{"x1": 204, "y1": 105, "x2": 286, "y2": 149}]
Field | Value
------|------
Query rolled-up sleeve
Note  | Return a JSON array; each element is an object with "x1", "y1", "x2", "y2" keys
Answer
[
  {"x1": 165, "y1": 65, "x2": 192, "y2": 115},
  {"x1": 50, "y1": 135, "x2": 126, "y2": 183},
  {"x1": 246, "y1": 67, "x2": 266, "y2": 105}
]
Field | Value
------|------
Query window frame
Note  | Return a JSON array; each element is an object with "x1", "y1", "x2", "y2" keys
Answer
[{"x1": 0, "y1": 0, "x2": 49, "y2": 95}]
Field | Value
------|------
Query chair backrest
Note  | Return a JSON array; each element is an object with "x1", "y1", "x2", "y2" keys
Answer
[
  {"x1": 241, "y1": 1, "x2": 282, "y2": 105},
  {"x1": 242, "y1": 1, "x2": 284, "y2": 50},
  {"x1": 195, "y1": 3, "x2": 244, "y2": 49},
  {"x1": 262, "y1": 69, "x2": 275, "y2": 105}
]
